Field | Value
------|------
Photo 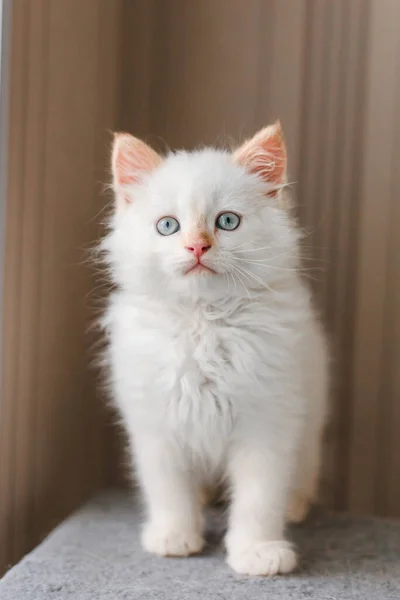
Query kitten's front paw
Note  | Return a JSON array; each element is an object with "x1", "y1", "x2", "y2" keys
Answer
[
  {"x1": 227, "y1": 540, "x2": 297, "y2": 576},
  {"x1": 142, "y1": 522, "x2": 205, "y2": 557}
]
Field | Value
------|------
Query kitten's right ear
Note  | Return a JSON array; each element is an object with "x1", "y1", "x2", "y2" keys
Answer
[
  {"x1": 111, "y1": 133, "x2": 162, "y2": 208},
  {"x1": 233, "y1": 121, "x2": 287, "y2": 197}
]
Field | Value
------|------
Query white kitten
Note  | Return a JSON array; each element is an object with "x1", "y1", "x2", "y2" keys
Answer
[{"x1": 101, "y1": 123, "x2": 329, "y2": 576}]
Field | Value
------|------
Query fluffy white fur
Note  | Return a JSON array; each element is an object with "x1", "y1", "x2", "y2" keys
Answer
[{"x1": 101, "y1": 125, "x2": 329, "y2": 576}]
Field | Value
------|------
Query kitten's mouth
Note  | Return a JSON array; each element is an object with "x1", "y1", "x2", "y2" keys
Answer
[{"x1": 185, "y1": 261, "x2": 216, "y2": 275}]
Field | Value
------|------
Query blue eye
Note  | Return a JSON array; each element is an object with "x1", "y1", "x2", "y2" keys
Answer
[
  {"x1": 216, "y1": 212, "x2": 240, "y2": 231},
  {"x1": 156, "y1": 217, "x2": 180, "y2": 236}
]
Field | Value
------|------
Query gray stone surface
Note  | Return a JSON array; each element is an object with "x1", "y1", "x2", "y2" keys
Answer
[{"x1": 1, "y1": 489, "x2": 400, "y2": 599}]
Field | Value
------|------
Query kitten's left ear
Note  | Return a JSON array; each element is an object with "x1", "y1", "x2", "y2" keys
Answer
[{"x1": 233, "y1": 121, "x2": 287, "y2": 197}]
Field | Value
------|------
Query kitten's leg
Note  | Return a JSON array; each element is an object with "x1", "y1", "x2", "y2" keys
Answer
[
  {"x1": 133, "y1": 434, "x2": 204, "y2": 557},
  {"x1": 226, "y1": 440, "x2": 297, "y2": 576},
  {"x1": 286, "y1": 426, "x2": 323, "y2": 523}
]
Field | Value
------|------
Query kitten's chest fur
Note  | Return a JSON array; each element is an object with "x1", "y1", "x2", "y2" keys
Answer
[
  {"x1": 109, "y1": 291, "x2": 307, "y2": 469},
  {"x1": 172, "y1": 309, "x2": 238, "y2": 443}
]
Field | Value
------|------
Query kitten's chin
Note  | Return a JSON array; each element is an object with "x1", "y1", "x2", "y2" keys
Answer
[
  {"x1": 133, "y1": 267, "x2": 237, "y2": 302},
  {"x1": 180, "y1": 272, "x2": 236, "y2": 302}
]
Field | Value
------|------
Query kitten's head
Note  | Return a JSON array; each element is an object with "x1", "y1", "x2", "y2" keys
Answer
[{"x1": 104, "y1": 123, "x2": 301, "y2": 301}]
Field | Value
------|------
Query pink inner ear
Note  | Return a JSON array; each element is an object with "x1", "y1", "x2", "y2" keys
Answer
[
  {"x1": 112, "y1": 134, "x2": 162, "y2": 188},
  {"x1": 234, "y1": 123, "x2": 287, "y2": 193},
  {"x1": 256, "y1": 133, "x2": 286, "y2": 186}
]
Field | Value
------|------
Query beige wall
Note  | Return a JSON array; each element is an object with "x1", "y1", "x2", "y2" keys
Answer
[
  {"x1": 0, "y1": 0, "x2": 122, "y2": 573},
  {"x1": 1, "y1": 0, "x2": 400, "y2": 575}
]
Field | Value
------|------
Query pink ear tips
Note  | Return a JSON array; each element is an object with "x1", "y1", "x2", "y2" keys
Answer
[
  {"x1": 111, "y1": 132, "x2": 129, "y2": 165},
  {"x1": 111, "y1": 134, "x2": 162, "y2": 191},
  {"x1": 112, "y1": 131, "x2": 124, "y2": 147},
  {"x1": 273, "y1": 120, "x2": 284, "y2": 141},
  {"x1": 112, "y1": 132, "x2": 134, "y2": 159},
  {"x1": 233, "y1": 121, "x2": 287, "y2": 189},
  {"x1": 264, "y1": 120, "x2": 285, "y2": 147}
]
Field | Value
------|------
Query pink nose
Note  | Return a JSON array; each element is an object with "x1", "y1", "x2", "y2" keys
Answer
[{"x1": 185, "y1": 242, "x2": 211, "y2": 258}]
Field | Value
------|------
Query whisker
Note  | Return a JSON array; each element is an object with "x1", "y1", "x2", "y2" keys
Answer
[
  {"x1": 228, "y1": 240, "x2": 260, "y2": 251},
  {"x1": 231, "y1": 272, "x2": 238, "y2": 296},
  {"x1": 229, "y1": 265, "x2": 252, "y2": 301},
  {"x1": 233, "y1": 263, "x2": 277, "y2": 295},
  {"x1": 222, "y1": 270, "x2": 231, "y2": 296},
  {"x1": 236, "y1": 244, "x2": 278, "y2": 254},
  {"x1": 230, "y1": 256, "x2": 325, "y2": 273},
  {"x1": 296, "y1": 256, "x2": 330, "y2": 264},
  {"x1": 236, "y1": 248, "x2": 292, "y2": 263}
]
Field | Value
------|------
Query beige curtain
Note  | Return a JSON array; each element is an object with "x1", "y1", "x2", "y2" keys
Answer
[
  {"x1": 0, "y1": 0, "x2": 122, "y2": 573},
  {"x1": 1, "y1": 0, "x2": 400, "y2": 574}
]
